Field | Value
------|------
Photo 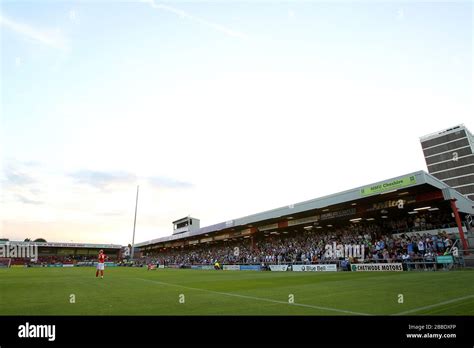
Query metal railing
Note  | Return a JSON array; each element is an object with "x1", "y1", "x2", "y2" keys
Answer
[{"x1": 156, "y1": 254, "x2": 466, "y2": 271}]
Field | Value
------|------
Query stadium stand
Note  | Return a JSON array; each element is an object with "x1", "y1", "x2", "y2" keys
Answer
[
  {"x1": 142, "y1": 213, "x2": 459, "y2": 269},
  {"x1": 136, "y1": 171, "x2": 473, "y2": 271}
]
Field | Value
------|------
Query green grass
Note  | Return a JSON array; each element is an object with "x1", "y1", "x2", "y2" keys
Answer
[{"x1": 1, "y1": 267, "x2": 473, "y2": 315}]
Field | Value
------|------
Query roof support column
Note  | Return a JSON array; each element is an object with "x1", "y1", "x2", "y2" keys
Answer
[
  {"x1": 450, "y1": 199, "x2": 469, "y2": 255},
  {"x1": 250, "y1": 228, "x2": 257, "y2": 251}
]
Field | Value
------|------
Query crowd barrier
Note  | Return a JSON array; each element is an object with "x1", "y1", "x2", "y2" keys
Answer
[
  {"x1": 18, "y1": 254, "x2": 464, "y2": 271},
  {"x1": 166, "y1": 255, "x2": 463, "y2": 272}
]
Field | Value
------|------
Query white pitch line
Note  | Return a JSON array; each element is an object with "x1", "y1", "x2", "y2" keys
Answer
[
  {"x1": 135, "y1": 277, "x2": 371, "y2": 316},
  {"x1": 394, "y1": 294, "x2": 474, "y2": 315}
]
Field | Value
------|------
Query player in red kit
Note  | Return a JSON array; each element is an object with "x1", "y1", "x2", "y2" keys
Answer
[{"x1": 96, "y1": 250, "x2": 106, "y2": 278}]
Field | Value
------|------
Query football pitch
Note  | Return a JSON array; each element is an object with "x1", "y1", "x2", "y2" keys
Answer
[{"x1": 1, "y1": 267, "x2": 473, "y2": 316}]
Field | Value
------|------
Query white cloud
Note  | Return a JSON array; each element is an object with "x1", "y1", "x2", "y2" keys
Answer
[
  {"x1": 69, "y1": 9, "x2": 77, "y2": 22},
  {"x1": 396, "y1": 8, "x2": 405, "y2": 21},
  {"x1": 142, "y1": 0, "x2": 247, "y2": 39},
  {"x1": 0, "y1": 13, "x2": 68, "y2": 50}
]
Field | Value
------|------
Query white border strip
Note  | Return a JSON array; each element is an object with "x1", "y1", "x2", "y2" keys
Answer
[
  {"x1": 422, "y1": 136, "x2": 467, "y2": 151},
  {"x1": 430, "y1": 162, "x2": 474, "y2": 174},
  {"x1": 452, "y1": 182, "x2": 474, "y2": 189},
  {"x1": 427, "y1": 154, "x2": 474, "y2": 167},
  {"x1": 441, "y1": 172, "x2": 474, "y2": 182},
  {"x1": 424, "y1": 145, "x2": 471, "y2": 159}
]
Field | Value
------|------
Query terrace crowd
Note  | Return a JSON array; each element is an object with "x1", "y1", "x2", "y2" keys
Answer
[{"x1": 145, "y1": 212, "x2": 459, "y2": 266}]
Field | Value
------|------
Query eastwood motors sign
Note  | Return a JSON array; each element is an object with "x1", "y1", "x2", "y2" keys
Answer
[
  {"x1": 320, "y1": 208, "x2": 356, "y2": 221},
  {"x1": 351, "y1": 263, "x2": 403, "y2": 272},
  {"x1": 292, "y1": 264, "x2": 337, "y2": 272},
  {"x1": 287, "y1": 208, "x2": 357, "y2": 227}
]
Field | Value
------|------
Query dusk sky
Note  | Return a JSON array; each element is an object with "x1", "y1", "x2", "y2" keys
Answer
[{"x1": 1, "y1": 1, "x2": 472, "y2": 245}]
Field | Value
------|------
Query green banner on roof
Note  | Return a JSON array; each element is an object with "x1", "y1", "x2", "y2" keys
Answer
[{"x1": 360, "y1": 176, "x2": 417, "y2": 196}]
